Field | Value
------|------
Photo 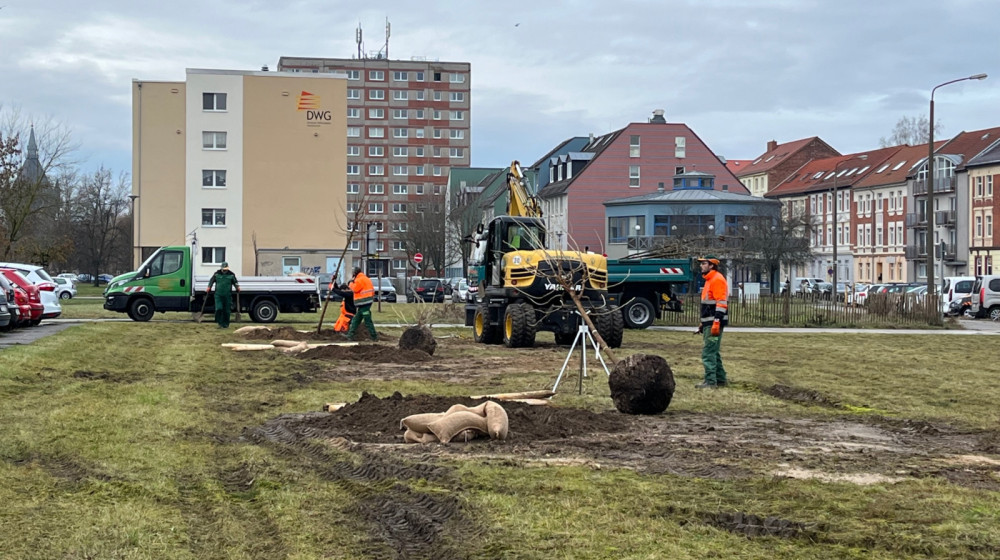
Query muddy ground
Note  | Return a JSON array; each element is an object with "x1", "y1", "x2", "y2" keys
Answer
[{"x1": 239, "y1": 330, "x2": 1000, "y2": 558}]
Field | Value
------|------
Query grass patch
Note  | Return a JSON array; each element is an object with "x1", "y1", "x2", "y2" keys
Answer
[{"x1": 0, "y1": 321, "x2": 999, "y2": 558}]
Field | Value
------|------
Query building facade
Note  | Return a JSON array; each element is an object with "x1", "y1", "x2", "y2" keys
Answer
[
  {"x1": 276, "y1": 56, "x2": 471, "y2": 276},
  {"x1": 966, "y1": 140, "x2": 1000, "y2": 276},
  {"x1": 737, "y1": 137, "x2": 840, "y2": 197},
  {"x1": 132, "y1": 68, "x2": 348, "y2": 277}
]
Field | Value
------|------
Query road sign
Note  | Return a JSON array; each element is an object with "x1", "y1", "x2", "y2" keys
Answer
[{"x1": 413, "y1": 253, "x2": 423, "y2": 264}]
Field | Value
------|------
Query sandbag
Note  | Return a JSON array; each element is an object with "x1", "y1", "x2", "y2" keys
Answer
[
  {"x1": 484, "y1": 401, "x2": 509, "y2": 441},
  {"x1": 445, "y1": 402, "x2": 488, "y2": 416},
  {"x1": 281, "y1": 341, "x2": 309, "y2": 354},
  {"x1": 234, "y1": 326, "x2": 269, "y2": 335},
  {"x1": 451, "y1": 428, "x2": 485, "y2": 443},
  {"x1": 404, "y1": 429, "x2": 439, "y2": 444},
  {"x1": 401, "y1": 412, "x2": 446, "y2": 432},
  {"x1": 427, "y1": 411, "x2": 489, "y2": 444},
  {"x1": 271, "y1": 339, "x2": 302, "y2": 348}
]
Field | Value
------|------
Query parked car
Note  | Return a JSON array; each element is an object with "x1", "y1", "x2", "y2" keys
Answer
[
  {"x1": 0, "y1": 289, "x2": 11, "y2": 330},
  {"x1": 58, "y1": 273, "x2": 79, "y2": 283},
  {"x1": 450, "y1": 278, "x2": 470, "y2": 303},
  {"x1": 0, "y1": 269, "x2": 44, "y2": 325},
  {"x1": 77, "y1": 274, "x2": 93, "y2": 283},
  {"x1": 317, "y1": 273, "x2": 345, "y2": 303},
  {"x1": 98, "y1": 274, "x2": 114, "y2": 284},
  {"x1": 52, "y1": 277, "x2": 78, "y2": 299},
  {"x1": 941, "y1": 276, "x2": 976, "y2": 314},
  {"x1": 9, "y1": 285, "x2": 33, "y2": 327},
  {"x1": 371, "y1": 279, "x2": 397, "y2": 302},
  {"x1": 0, "y1": 262, "x2": 62, "y2": 319},
  {"x1": 0, "y1": 274, "x2": 19, "y2": 330},
  {"x1": 971, "y1": 275, "x2": 1000, "y2": 321},
  {"x1": 414, "y1": 278, "x2": 451, "y2": 303}
]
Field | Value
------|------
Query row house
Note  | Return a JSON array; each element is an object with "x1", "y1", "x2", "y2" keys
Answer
[
  {"x1": 910, "y1": 127, "x2": 1000, "y2": 282},
  {"x1": 735, "y1": 137, "x2": 839, "y2": 197},
  {"x1": 535, "y1": 110, "x2": 748, "y2": 254},
  {"x1": 766, "y1": 149, "x2": 900, "y2": 282},
  {"x1": 966, "y1": 139, "x2": 1000, "y2": 276}
]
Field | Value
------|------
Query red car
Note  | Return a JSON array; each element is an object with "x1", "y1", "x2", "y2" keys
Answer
[{"x1": 1, "y1": 269, "x2": 43, "y2": 325}]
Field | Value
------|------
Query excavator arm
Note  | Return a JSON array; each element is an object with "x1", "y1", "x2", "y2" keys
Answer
[{"x1": 506, "y1": 160, "x2": 543, "y2": 218}]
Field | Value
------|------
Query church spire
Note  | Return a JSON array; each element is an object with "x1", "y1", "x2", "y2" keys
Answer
[{"x1": 26, "y1": 125, "x2": 38, "y2": 159}]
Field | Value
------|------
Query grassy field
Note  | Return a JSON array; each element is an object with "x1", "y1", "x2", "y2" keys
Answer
[{"x1": 2, "y1": 305, "x2": 999, "y2": 558}]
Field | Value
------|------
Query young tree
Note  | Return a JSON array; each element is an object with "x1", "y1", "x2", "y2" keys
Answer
[{"x1": 879, "y1": 115, "x2": 941, "y2": 147}]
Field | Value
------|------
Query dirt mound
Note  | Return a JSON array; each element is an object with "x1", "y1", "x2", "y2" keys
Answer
[
  {"x1": 298, "y1": 345, "x2": 431, "y2": 364},
  {"x1": 241, "y1": 326, "x2": 381, "y2": 342},
  {"x1": 270, "y1": 392, "x2": 633, "y2": 443}
]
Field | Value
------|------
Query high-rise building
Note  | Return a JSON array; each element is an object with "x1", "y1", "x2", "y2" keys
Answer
[
  {"x1": 276, "y1": 54, "x2": 471, "y2": 276},
  {"x1": 132, "y1": 68, "x2": 348, "y2": 276}
]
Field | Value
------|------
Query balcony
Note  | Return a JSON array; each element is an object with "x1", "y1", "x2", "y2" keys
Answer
[
  {"x1": 904, "y1": 244, "x2": 927, "y2": 260},
  {"x1": 913, "y1": 176, "x2": 957, "y2": 195},
  {"x1": 935, "y1": 209, "x2": 957, "y2": 226},
  {"x1": 905, "y1": 212, "x2": 927, "y2": 228}
]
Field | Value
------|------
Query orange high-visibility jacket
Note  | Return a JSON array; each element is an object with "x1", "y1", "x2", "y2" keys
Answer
[
  {"x1": 352, "y1": 272, "x2": 375, "y2": 307},
  {"x1": 699, "y1": 269, "x2": 729, "y2": 326},
  {"x1": 333, "y1": 301, "x2": 354, "y2": 332}
]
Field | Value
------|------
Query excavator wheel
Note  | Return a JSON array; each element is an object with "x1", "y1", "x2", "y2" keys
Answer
[
  {"x1": 473, "y1": 303, "x2": 501, "y2": 344},
  {"x1": 502, "y1": 302, "x2": 536, "y2": 348},
  {"x1": 594, "y1": 305, "x2": 624, "y2": 348}
]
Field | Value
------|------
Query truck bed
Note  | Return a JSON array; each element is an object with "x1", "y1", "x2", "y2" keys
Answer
[{"x1": 192, "y1": 275, "x2": 319, "y2": 294}]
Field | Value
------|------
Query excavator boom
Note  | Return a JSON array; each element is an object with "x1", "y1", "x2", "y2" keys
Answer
[{"x1": 506, "y1": 160, "x2": 543, "y2": 218}]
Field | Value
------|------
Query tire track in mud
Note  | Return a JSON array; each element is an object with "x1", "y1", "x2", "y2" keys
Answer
[{"x1": 244, "y1": 414, "x2": 482, "y2": 560}]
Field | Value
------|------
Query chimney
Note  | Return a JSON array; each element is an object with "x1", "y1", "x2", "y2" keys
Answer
[
  {"x1": 766, "y1": 139, "x2": 777, "y2": 152},
  {"x1": 649, "y1": 109, "x2": 666, "y2": 124}
]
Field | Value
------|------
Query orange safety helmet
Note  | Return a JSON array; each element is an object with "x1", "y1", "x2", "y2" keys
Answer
[{"x1": 697, "y1": 255, "x2": 721, "y2": 267}]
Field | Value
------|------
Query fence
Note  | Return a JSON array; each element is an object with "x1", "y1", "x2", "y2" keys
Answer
[{"x1": 657, "y1": 292, "x2": 944, "y2": 328}]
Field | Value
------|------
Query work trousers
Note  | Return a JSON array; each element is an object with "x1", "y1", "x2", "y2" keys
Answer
[
  {"x1": 214, "y1": 292, "x2": 232, "y2": 328},
  {"x1": 701, "y1": 327, "x2": 727, "y2": 385},
  {"x1": 346, "y1": 304, "x2": 378, "y2": 341}
]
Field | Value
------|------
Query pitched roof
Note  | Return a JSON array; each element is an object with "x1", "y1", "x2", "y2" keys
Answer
[
  {"x1": 736, "y1": 137, "x2": 839, "y2": 177},
  {"x1": 530, "y1": 137, "x2": 588, "y2": 168},
  {"x1": 724, "y1": 159, "x2": 753, "y2": 174},
  {"x1": 854, "y1": 143, "x2": 944, "y2": 188},
  {"x1": 966, "y1": 138, "x2": 1000, "y2": 167},
  {"x1": 536, "y1": 128, "x2": 624, "y2": 199},
  {"x1": 605, "y1": 187, "x2": 776, "y2": 206},
  {"x1": 935, "y1": 126, "x2": 1000, "y2": 170},
  {"x1": 765, "y1": 147, "x2": 902, "y2": 198}
]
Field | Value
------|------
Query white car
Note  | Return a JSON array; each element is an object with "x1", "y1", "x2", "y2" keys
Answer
[
  {"x1": 451, "y1": 278, "x2": 470, "y2": 303},
  {"x1": 0, "y1": 262, "x2": 62, "y2": 319},
  {"x1": 53, "y1": 277, "x2": 78, "y2": 299}
]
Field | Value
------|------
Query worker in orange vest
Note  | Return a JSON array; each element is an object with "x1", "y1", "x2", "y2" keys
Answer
[
  {"x1": 346, "y1": 266, "x2": 378, "y2": 341},
  {"x1": 333, "y1": 281, "x2": 355, "y2": 332},
  {"x1": 696, "y1": 256, "x2": 728, "y2": 388}
]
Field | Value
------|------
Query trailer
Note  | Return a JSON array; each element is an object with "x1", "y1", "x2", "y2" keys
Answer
[{"x1": 607, "y1": 257, "x2": 695, "y2": 329}]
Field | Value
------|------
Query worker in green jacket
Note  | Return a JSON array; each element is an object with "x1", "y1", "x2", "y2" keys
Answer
[{"x1": 207, "y1": 262, "x2": 240, "y2": 328}]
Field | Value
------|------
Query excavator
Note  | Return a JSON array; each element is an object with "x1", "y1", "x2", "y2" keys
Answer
[{"x1": 465, "y1": 161, "x2": 624, "y2": 348}]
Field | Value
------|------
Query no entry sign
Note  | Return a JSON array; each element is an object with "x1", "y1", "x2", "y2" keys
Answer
[{"x1": 413, "y1": 253, "x2": 423, "y2": 263}]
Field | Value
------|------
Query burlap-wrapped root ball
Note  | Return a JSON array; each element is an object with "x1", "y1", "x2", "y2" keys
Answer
[
  {"x1": 608, "y1": 353, "x2": 675, "y2": 415},
  {"x1": 398, "y1": 325, "x2": 437, "y2": 355}
]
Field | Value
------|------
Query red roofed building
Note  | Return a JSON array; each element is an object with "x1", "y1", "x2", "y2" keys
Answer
[
  {"x1": 967, "y1": 139, "x2": 1000, "y2": 277},
  {"x1": 736, "y1": 137, "x2": 840, "y2": 197}
]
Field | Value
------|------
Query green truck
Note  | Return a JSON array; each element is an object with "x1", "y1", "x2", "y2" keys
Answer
[
  {"x1": 607, "y1": 257, "x2": 695, "y2": 329},
  {"x1": 103, "y1": 246, "x2": 320, "y2": 322}
]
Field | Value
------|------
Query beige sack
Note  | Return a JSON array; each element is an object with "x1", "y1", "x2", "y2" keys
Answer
[
  {"x1": 404, "y1": 429, "x2": 440, "y2": 444},
  {"x1": 484, "y1": 401, "x2": 509, "y2": 441},
  {"x1": 271, "y1": 339, "x2": 302, "y2": 348},
  {"x1": 234, "y1": 326, "x2": 269, "y2": 335},
  {"x1": 401, "y1": 412, "x2": 446, "y2": 433},
  {"x1": 281, "y1": 341, "x2": 309, "y2": 354},
  {"x1": 427, "y1": 411, "x2": 489, "y2": 444},
  {"x1": 445, "y1": 402, "x2": 488, "y2": 416}
]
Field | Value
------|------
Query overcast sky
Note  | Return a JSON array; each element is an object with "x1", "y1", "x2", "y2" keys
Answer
[{"x1": 1, "y1": 0, "x2": 997, "y2": 178}]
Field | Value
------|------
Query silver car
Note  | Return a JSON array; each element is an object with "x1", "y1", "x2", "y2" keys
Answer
[{"x1": 450, "y1": 278, "x2": 469, "y2": 303}]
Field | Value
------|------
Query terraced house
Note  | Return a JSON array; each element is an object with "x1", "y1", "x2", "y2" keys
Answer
[{"x1": 967, "y1": 139, "x2": 1000, "y2": 276}]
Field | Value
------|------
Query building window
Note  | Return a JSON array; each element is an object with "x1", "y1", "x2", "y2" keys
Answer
[
  {"x1": 393, "y1": 165, "x2": 408, "y2": 176},
  {"x1": 368, "y1": 146, "x2": 384, "y2": 157},
  {"x1": 350, "y1": 240, "x2": 360, "y2": 251},
  {"x1": 977, "y1": 215, "x2": 983, "y2": 237},
  {"x1": 415, "y1": 128, "x2": 425, "y2": 138},
  {"x1": 414, "y1": 165, "x2": 425, "y2": 175},
  {"x1": 434, "y1": 185, "x2": 442, "y2": 195},
  {"x1": 414, "y1": 90, "x2": 425, "y2": 101},
  {"x1": 347, "y1": 183, "x2": 360, "y2": 194},
  {"x1": 202, "y1": 247, "x2": 226, "y2": 264},
  {"x1": 988, "y1": 176, "x2": 994, "y2": 196},
  {"x1": 393, "y1": 222, "x2": 408, "y2": 232},
  {"x1": 629, "y1": 165, "x2": 640, "y2": 187},
  {"x1": 347, "y1": 146, "x2": 360, "y2": 156},
  {"x1": 392, "y1": 203, "x2": 407, "y2": 213},
  {"x1": 202, "y1": 131, "x2": 227, "y2": 150},
  {"x1": 450, "y1": 110, "x2": 464, "y2": 120},
  {"x1": 433, "y1": 147, "x2": 442, "y2": 158},
  {"x1": 414, "y1": 147, "x2": 424, "y2": 157},
  {"x1": 450, "y1": 73, "x2": 465, "y2": 83},
  {"x1": 347, "y1": 164, "x2": 360, "y2": 175},
  {"x1": 347, "y1": 108, "x2": 360, "y2": 119},
  {"x1": 392, "y1": 90, "x2": 408, "y2": 101},
  {"x1": 675, "y1": 136, "x2": 686, "y2": 158},
  {"x1": 368, "y1": 184, "x2": 384, "y2": 194},
  {"x1": 433, "y1": 128, "x2": 443, "y2": 139},
  {"x1": 449, "y1": 92, "x2": 465, "y2": 102},
  {"x1": 432, "y1": 110, "x2": 442, "y2": 120},
  {"x1": 368, "y1": 89, "x2": 385, "y2": 100},
  {"x1": 392, "y1": 240, "x2": 406, "y2": 251},
  {"x1": 393, "y1": 128, "x2": 408, "y2": 138},
  {"x1": 368, "y1": 202, "x2": 384, "y2": 214},
  {"x1": 347, "y1": 126, "x2": 361, "y2": 137},
  {"x1": 369, "y1": 70, "x2": 384, "y2": 81},
  {"x1": 368, "y1": 108, "x2": 385, "y2": 119},
  {"x1": 987, "y1": 214, "x2": 993, "y2": 237},
  {"x1": 449, "y1": 147, "x2": 464, "y2": 158},
  {"x1": 346, "y1": 70, "x2": 360, "y2": 80},
  {"x1": 393, "y1": 259, "x2": 406, "y2": 270},
  {"x1": 608, "y1": 216, "x2": 645, "y2": 243},
  {"x1": 347, "y1": 88, "x2": 360, "y2": 99},
  {"x1": 393, "y1": 147, "x2": 409, "y2": 157},
  {"x1": 368, "y1": 127, "x2": 384, "y2": 138},
  {"x1": 392, "y1": 184, "x2": 408, "y2": 194},
  {"x1": 392, "y1": 71, "x2": 408, "y2": 81},
  {"x1": 450, "y1": 129, "x2": 464, "y2": 139},
  {"x1": 201, "y1": 208, "x2": 226, "y2": 227},
  {"x1": 392, "y1": 109, "x2": 408, "y2": 119},
  {"x1": 433, "y1": 90, "x2": 443, "y2": 101},
  {"x1": 346, "y1": 202, "x2": 358, "y2": 213},
  {"x1": 433, "y1": 166, "x2": 443, "y2": 176},
  {"x1": 415, "y1": 71, "x2": 425, "y2": 81},
  {"x1": 202, "y1": 92, "x2": 227, "y2": 111},
  {"x1": 368, "y1": 165, "x2": 384, "y2": 176},
  {"x1": 202, "y1": 170, "x2": 226, "y2": 188},
  {"x1": 415, "y1": 185, "x2": 425, "y2": 195},
  {"x1": 412, "y1": 109, "x2": 424, "y2": 119},
  {"x1": 630, "y1": 135, "x2": 640, "y2": 157}
]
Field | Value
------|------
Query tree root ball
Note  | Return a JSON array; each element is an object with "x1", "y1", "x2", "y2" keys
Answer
[
  {"x1": 398, "y1": 325, "x2": 437, "y2": 355},
  {"x1": 608, "y1": 353, "x2": 675, "y2": 415}
]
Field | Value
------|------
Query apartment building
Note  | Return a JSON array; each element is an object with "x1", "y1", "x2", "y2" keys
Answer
[
  {"x1": 967, "y1": 140, "x2": 1000, "y2": 276},
  {"x1": 132, "y1": 68, "x2": 348, "y2": 277},
  {"x1": 276, "y1": 56, "x2": 471, "y2": 275},
  {"x1": 736, "y1": 137, "x2": 840, "y2": 197}
]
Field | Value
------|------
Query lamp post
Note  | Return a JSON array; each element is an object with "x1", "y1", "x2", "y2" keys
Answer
[
  {"x1": 128, "y1": 194, "x2": 139, "y2": 269},
  {"x1": 832, "y1": 155, "x2": 867, "y2": 300},
  {"x1": 927, "y1": 73, "x2": 987, "y2": 294}
]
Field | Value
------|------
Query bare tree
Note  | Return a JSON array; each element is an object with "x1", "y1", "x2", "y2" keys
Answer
[
  {"x1": 71, "y1": 167, "x2": 130, "y2": 284},
  {"x1": 446, "y1": 187, "x2": 481, "y2": 275},
  {"x1": 394, "y1": 203, "x2": 446, "y2": 276},
  {"x1": 879, "y1": 115, "x2": 942, "y2": 147}
]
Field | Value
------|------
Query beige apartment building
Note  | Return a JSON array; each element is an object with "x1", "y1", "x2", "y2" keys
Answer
[{"x1": 132, "y1": 68, "x2": 348, "y2": 277}]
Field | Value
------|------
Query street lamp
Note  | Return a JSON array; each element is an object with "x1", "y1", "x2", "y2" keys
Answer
[
  {"x1": 832, "y1": 155, "x2": 867, "y2": 298},
  {"x1": 927, "y1": 73, "x2": 987, "y2": 294},
  {"x1": 128, "y1": 194, "x2": 139, "y2": 268}
]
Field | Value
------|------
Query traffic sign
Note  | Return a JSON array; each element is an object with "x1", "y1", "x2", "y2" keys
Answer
[{"x1": 413, "y1": 253, "x2": 423, "y2": 264}]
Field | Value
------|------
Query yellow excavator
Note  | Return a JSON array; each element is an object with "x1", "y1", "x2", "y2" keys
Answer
[{"x1": 465, "y1": 161, "x2": 623, "y2": 348}]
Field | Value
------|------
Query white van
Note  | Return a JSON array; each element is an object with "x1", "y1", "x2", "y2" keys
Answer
[
  {"x1": 941, "y1": 276, "x2": 976, "y2": 313},
  {"x1": 971, "y1": 275, "x2": 1000, "y2": 321}
]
